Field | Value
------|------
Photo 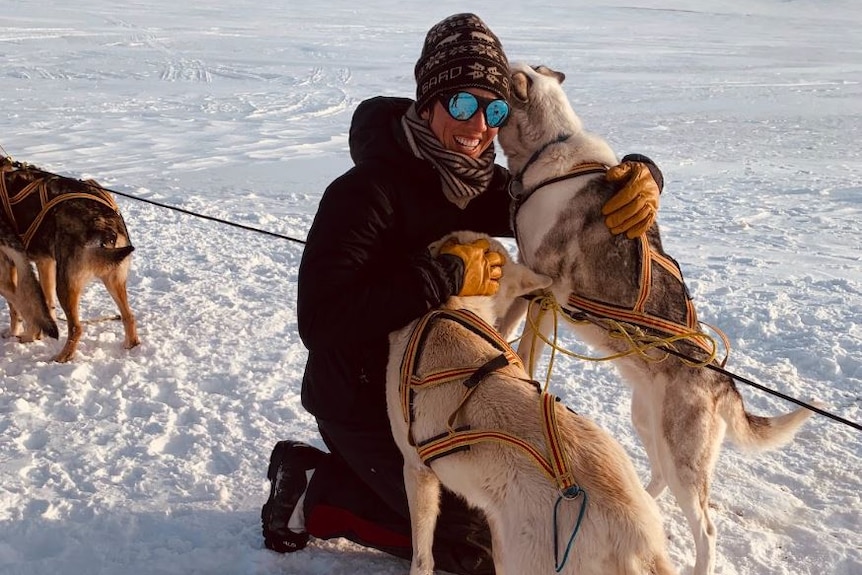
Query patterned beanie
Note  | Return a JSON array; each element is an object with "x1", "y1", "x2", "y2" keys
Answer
[{"x1": 414, "y1": 13, "x2": 510, "y2": 113}]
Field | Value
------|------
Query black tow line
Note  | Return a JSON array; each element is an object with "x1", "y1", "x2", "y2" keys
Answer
[
  {"x1": 109, "y1": 184, "x2": 861, "y2": 433},
  {"x1": 107, "y1": 186, "x2": 308, "y2": 245},
  {"x1": 567, "y1": 308, "x2": 861, "y2": 432}
]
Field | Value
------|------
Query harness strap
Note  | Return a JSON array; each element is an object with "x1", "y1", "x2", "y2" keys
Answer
[
  {"x1": 401, "y1": 307, "x2": 580, "y2": 495},
  {"x1": 0, "y1": 158, "x2": 119, "y2": 249},
  {"x1": 540, "y1": 392, "x2": 576, "y2": 492},
  {"x1": 565, "y1": 232, "x2": 716, "y2": 356},
  {"x1": 444, "y1": 353, "x2": 507, "y2": 434},
  {"x1": 565, "y1": 293, "x2": 715, "y2": 355},
  {"x1": 21, "y1": 191, "x2": 118, "y2": 248},
  {"x1": 415, "y1": 391, "x2": 578, "y2": 494},
  {"x1": 399, "y1": 308, "x2": 522, "y2": 430},
  {"x1": 463, "y1": 352, "x2": 510, "y2": 389},
  {"x1": 512, "y1": 133, "x2": 572, "y2": 183},
  {"x1": 510, "y1": 158, "x2": 715, "y2": 357},
  {"x1": 511, "y1": 162, "x2": 610, "y2": 232},
  {"x1": 527, "y1": 162, "x2": 610, "y2": 197},
  {"x1": 417, "y1": 427, "x2": 556, "y2": 478}
]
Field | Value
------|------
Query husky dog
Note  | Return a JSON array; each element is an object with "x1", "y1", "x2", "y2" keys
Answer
[
  {"x1": 0, "y1": 218, "x2": 59, "y2": 341},
  {"x1": 496, "y1": 63, "x2": 820, "y2": 575},
  {"x1": 385, "y1": 230, "x2": 678, "y2": 575},
  {"x1": 0, "y1": 156, "x2": 140, "y2": 362}
]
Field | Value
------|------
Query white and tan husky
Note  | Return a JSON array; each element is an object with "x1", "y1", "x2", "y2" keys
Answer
[
  {"x1": 386, "y1": 230, "x2": 678, "y2": 575},
  {"x1": 497, "y1": 62, "x2": 821, "y2": 575}
]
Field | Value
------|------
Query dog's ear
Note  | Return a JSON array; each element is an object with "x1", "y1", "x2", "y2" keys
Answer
[
  {"x1": 511, "y1": 71, "x2": 530, "y2": 103},
  {"x1": 533, "y1": 65, "x2": 565, "y2": 84}
]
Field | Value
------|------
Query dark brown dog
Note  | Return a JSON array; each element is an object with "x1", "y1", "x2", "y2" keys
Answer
[{"x1": 1, "y1": 155, "x2": 140, "y2": 362}]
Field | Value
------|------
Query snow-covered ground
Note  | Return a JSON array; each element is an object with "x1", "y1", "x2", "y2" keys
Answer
[{"x1": 0, "y1": 1, "x2": 859, "y2": 574}]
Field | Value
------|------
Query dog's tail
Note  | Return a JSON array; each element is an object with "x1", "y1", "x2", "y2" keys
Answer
[
  {"x1": 0, "y1": 247, "x2": 60, "y2": 340},
  {"x1": 91, "y1": 245, "x2": 135, "y2": 268},
  {"x1": 719, "y1": 380, "x2": 823, "y2": 452}
]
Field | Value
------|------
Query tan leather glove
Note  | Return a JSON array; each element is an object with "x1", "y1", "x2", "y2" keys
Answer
[
  {"x1": 602, "y1": 161, "x2": 661, "y2": 239},
  {"x1": 438, "y1": 238, "x2": 504, "y2": 296}
]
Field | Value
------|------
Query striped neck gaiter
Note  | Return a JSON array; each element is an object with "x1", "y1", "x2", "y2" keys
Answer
[{"x1": 401, "y1": 103, "x2": 496, "y2": 210}]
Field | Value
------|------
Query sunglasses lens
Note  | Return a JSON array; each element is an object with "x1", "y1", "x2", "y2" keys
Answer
[
  {"x1": 447, "y1": 93, "x2": 479, "y2": 120},
  {"x1": 443, "y1": 92, "x2": 509, "y2": 127},
  {"x1": 485, "y1": 99, "x2": 509, "y2": 128}
]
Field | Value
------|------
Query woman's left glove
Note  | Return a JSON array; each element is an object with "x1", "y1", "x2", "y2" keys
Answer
[
  {"x1": 437, "y1": 238, "x2": 504, "y2": 297},
  {"x1": 602, "y1": 159, "x2": 663, "y2": 239}
]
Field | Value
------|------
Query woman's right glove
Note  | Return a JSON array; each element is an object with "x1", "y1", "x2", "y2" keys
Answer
[
  {"x1": 437, "y1": 238, "x2": 504, "y2": 296},
  {"x1": 602, "y1": 156, "x2": 664, "y2": 239}
]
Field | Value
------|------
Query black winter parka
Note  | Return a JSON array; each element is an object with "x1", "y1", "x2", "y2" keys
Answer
[{"x1": 298, "y1": 96, "x2": 513, "y2": 430}]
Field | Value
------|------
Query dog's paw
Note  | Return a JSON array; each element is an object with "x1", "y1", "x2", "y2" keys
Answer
[
  {"x1": 53, "y1": 346, "x2": 77, "y2": 363},
  {"x1": 806, "y1": 398, "x2": 828, "y2": 411}
]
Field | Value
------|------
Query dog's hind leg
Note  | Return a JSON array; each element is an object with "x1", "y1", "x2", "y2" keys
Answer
[
  {"x1": 404, "y1": 464, "x2": 441, "y2": 575},
  {"x1": 102, "y1": 266, "x2": 140, "y2": 350},
  {"x1": 660, "y1": 385, "x2": 722, "y2": 575},
  {"x1": 630, "y1": 384, "x2": 667, "y2": 497},
  {"x1": 671, "y1": 480, "x2": 717, "y2": 575}
]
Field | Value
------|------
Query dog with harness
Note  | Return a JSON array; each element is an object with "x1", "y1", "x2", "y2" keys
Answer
[
  {"x1": 386, "y1": 230, "x2": 678, "y2": 575},
  {"x1": 0, "y1": 155, "x2": 140, "y2": 362},
  {"x1": 496, "y1": 63, "x2": 821, "y2": 575}
]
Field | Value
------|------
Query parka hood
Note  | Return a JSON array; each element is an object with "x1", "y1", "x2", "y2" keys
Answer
[{"x1": 348, "y1": 96, "x2": 414, "y2": 166}]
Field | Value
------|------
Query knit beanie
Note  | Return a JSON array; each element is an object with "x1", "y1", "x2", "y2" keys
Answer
[{"x1": 414, "y1": 13, "x2": 510, "y2": 113}]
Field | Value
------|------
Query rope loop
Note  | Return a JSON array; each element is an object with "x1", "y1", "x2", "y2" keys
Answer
[
  {"x1": 553, "y1": 485, "x2": 588, "y2": 572},
  {"x1": 521, "y1": 293, "x2": 722, "y2": 387}
]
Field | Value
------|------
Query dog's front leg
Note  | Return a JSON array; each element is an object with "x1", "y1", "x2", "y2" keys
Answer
[
  {"x1": 2, "y1": 303, "x2": 23, "y2": 338},
  {"x1": 497, "y1": 293, "x2": 529, "y2": 342},
  {"x1": 630, "y1": 386, "x2": 667, "y2": 497},
  {"x1": 403, "y1": 463, "x2": 441, "y2": 575},
  {"x1": 514, "y1": 297, "x2": 555, "y2": 379},
  {"x1": 0, "y1": 263, "x2": 23, "y2": 338}
]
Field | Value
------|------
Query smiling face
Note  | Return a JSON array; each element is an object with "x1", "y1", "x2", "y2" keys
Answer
[{"x1": 421, "y1": 88, "x2": 500, "y2": 159}]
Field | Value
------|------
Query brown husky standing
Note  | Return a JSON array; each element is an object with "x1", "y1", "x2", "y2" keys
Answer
[
  {"x1": 1, "y1": 156, "x2": 140, "y2": 362},
  {"x1": 386, "y1": 230, "x2": 678, "y2": 575},
  {"x1": 497, "y1": 63, "x2": 821, "y2": 575}
]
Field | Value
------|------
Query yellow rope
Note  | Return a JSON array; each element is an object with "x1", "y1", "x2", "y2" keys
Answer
[{"x1": 521, "y1": 294, "x2": 722, "y2": 386}]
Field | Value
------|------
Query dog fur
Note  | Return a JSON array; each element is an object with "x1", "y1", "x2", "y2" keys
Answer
[
  {"x1": 496, "y1": 63, "x2": 821, "y2": 575},
  {"x1": 0, "y1": 218, "x2": 59, "y2": 341},
  {"x1": 0, "y1": 156, "x2": 140, "y2": 362},
  {"x1": 386, "y1": 230, "x2": 678, "y2": 575}
]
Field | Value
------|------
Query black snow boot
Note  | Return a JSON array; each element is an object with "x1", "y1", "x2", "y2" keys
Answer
[{"x1": 261, "y1": 440, "x2": 325, "y2": 553}]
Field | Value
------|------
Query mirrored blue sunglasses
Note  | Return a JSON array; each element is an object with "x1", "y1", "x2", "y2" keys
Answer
[{"x1": 438, "y1": 91, "x2": 510, "y2": 128}]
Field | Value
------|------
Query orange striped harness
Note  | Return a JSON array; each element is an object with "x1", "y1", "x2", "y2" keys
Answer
[
  {"x1": 0, "y1": 156, "x2": 119, "y2": 249},
  {"x1": 566, "y1": 232, "x2": 716, "y2": 357},
  {"x1": 399, "y1": 308, "x2": 580, "y2": 495},
  {"x1": 514, "y1": 162, "x2": 720, "y2": 359}
]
